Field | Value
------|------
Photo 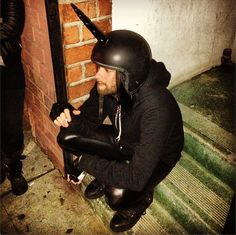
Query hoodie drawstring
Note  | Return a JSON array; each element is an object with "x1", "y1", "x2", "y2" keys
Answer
[
  {"x1": 98, "y1": 95, "x2": 104, "y2": 121},
  {"x1": 115, "y1": 104, "x2": 122, "y2": 143}
]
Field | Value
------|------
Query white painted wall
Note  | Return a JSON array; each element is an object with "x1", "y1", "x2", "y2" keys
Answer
[{"x1": 112, "y1": 0, "x2": 236, "y2": 87}]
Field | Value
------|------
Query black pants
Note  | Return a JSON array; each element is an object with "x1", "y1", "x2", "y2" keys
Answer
[
  {"x1": 1, "y1": 64, "x2": 25, "y2": 161},
  {"x1": 58, "y1": 123, "x2": 174, "y2": 210}
]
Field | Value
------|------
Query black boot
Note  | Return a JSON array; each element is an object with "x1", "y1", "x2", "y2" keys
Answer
[
  {"x1": 84, "y1": 179, "x2": 105, "y2": 199},
  {"x1": 7, "y1": 156, "x2": 28, "y2": 196},
  {"x1": 0, "y1": 163, "x2": 7, "y2": 184},
  {"x1": 110, "y1": 191, "x2": 153, "y2": 232}
]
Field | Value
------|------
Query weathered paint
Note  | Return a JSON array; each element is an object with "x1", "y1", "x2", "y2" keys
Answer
[{"x1": 112, "y1": 0, "x2": 236, "y2": 87}]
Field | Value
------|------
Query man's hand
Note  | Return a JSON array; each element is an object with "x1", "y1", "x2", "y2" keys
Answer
[
  {"x1": 67, "y1": 171, "x2": 86, "y2": 185},
  {"x1": 49, "y1": 102, "x2": 81, "y2": 127},
  {"x1": 54, "y1": 109, "x2": 81, "y2": 127}
]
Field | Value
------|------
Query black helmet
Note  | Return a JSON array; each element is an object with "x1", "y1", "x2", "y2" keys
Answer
[
  {"x1": 92, "y1": 30, "x2": 152, "y2": 94},
  {"x1": 71, "y1": 4, "x2": 152, "y2": 94}
]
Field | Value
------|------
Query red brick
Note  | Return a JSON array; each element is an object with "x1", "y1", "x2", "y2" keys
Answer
[
  {"x1": 27, "y1": 79, "x2": 38, "y2": 95},
  {"x1": 31, "y1": 58, "x2": 41, "y2": 74},
  {"x1": 43, "y1": 94, "x2": 54, "y2": 110},
  {"x1": 97, "y1": 18, "x2": 112, "y2": 33},
  {"x1": 27, "y1": 42, "x2": 44, "y2": 65},
  {"x1": 31, "y1": 105, "x2": 42, "y2": 119},
  {"x1": 21, "y1": 36, "x2": 28, "y2": 48},
  {"x1": 35, "y1": 127, "x2": 47, "y2": 149},
  {"x1": 44, "y1": 128, "x2": 57, "y2": 145},
  {"x1": 27, "y1": 67, "x2": 38, "y2": 84},
  {"x1": 38, "y1": 15, "x2": 49, "y2": 33},
  {"x1": 38, "y1": 100, "x2": 50, "y2": 116},
  {"x1": 32, "y1": 27, "x2": 51, "y2": 49},
  {"x1": 27, "y1": 69, "x2": 43, "y2": 89},
  {"x1": 28, "y1": 60, "x2": 39, "y2": 75},
  {"x1": 28, "y1": 110, "x2": 36, "y2": 137},
  {"x1": 83, "y1": 18, "x2": 112, "y2": 41},
  {"x1": 24, "y1": 0, "x2": 30, "y2": 7},
  {"x1": 39, "y1": 62, "x2": 54, "y2": 83},
  {"x1": 34, "y1": 77, "x2": 46, "y2": 91},
  {"x1": 85, "y1": 62, "x2": 97, "y2": 77},
  {"x1": 68, "y1": 79, "x2": 96, "y2": 100},
  {"x1": 25, "y1": 88, "x2": 35, "y2": 107},
  {"x1": 22, "y1": 39, "x2": 42, "y2": 72},
  {"x1": 64, "y1": 43, "x2": 94, "y2": 65},
  {"x1": 22, "y1": 63, "x2": 30, "y2": 78},
  {"x1": 48, "y1": 122, "x2": 60, "y2": 137},
  {"x1": 45, "y1": 78, "x2": 56, "y2": 92},
  {"x1": 48, "y1": 146, "x2": 64, "y2": 173},
  {"x1": 66, "y1": 66, "x2": 83, "y2": 83},
  {"x1": 83, "y1": 27, "x2": 94, "y2": 41},
  {"x1": 25, "y1": 7, "x2": 40, "y2": 29},
  {"x1": 47, "y1": 84, "x2": 57, "y2": 101},
  {"x1": 59, "y1": 1, "x2": 96, "y2": 23},
  {"x1": 42, "y1": 49, "x2": 53, "y2": 67},
  {"x1": 22, "y1": 23, "x2": 34, "y2": 41},
  {"x1": 98, "y1": 0, "x2": 112, "y2": 16},
  {"x1": 63, "y1": 26, "x2": 80, "y2": 45},
  {"x1": 21, "y1": 48, "x2": 32, "y2": 65},
  {"x1": 28, "y1": 0, "x2": 45, "y2": 14},
  {"x1": 34, "y1": 86, "x2": 44, "y2": 101},
  {"x1": 21, "y1": 49, "x2": 27, "y2": 64}
]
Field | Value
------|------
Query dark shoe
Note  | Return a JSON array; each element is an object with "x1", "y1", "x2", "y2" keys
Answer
[
  {"x1": 9, "y1": 174, "x2": 28, "y2": 196},
  {"x1": 110, "y1": 191, "x2": 153, "y2": 232},
  {"x1": 84, "y1": 179, "x2": 105, "y2": 199},
  {"x1": 8, "y1": 157, "x2": 28, "y2": 196}
]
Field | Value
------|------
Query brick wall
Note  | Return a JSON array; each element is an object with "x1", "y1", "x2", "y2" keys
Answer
[
  {"x1": 22, "y1": 0, "x2": 112, "y2": 173},
  {"x1": 59, "y1": 0, "x2": 112, "y2": 108}
]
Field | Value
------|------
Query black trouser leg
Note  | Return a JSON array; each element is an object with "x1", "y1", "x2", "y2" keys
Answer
[
  {"x1": 0, "y1": 64, "x2": 28, "y2": 194},
  {"x1": 57, "y1": 124, "x2": 173, "y2": 210},
  {"x1": 105, "y1": 161, "x2": 174, "y2": 210},
  {"x1": 57, "y1": 124, "x2": 137, "y2": 209},
  {"x1": 1, "y1": 88, "x2": 25, "y2": 184},
  {"x1": 1, "y1": 63, "x2": 25, "y2": 160},
  {"x1": 1, "y1": 89, "x2": 25, "y2": 158}
]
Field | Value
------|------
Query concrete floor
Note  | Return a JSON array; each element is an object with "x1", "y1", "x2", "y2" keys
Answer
[
  {"x1": 0, "y1": 132, "x2": 112, "y2": 235},
  {"x1": 171, "y1": 64, "x2": 235, "y2": 134}
]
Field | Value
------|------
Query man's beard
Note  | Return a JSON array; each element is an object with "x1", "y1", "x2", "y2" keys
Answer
[{"x1": 97, "y1": 83, "x2": 117, "y2": 95}]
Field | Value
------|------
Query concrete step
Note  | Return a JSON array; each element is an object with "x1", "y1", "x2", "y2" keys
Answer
[
  {"x1": 183, "y1": 120, "x2": 235, "y2": 189},
  {"x1": 156, "y1": 151, "x2": 234, "y2": 234},
  {"x1": 178, "y1": 102, "x2": 235, "y2": 154}
]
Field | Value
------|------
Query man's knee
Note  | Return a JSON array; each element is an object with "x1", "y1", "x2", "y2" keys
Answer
[
  {"x1": 105, "y1": 187, "x2": 144, "y2": 211},
  {"x1": 57, "y1": 127, "x2": 83, "y2": 150}
]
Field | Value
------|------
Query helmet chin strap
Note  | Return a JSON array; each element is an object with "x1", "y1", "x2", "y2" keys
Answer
[
  {"x1": 117, "y1": 72, "x2": 130, "y2": 95},
  {"x1": 70, "y1": 3, "x2": 108, "y2": 44},
  {"x1": 116, "y1": 72, "x2": 122, "y2": 91}
]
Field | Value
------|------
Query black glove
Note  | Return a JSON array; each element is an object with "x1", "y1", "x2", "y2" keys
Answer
[
  {"x1": 49, "y1": 102, "x2": 75, "y2": 122},
  {"x1": 68, "y1": 156, "x2": 85, "y2": 183}
]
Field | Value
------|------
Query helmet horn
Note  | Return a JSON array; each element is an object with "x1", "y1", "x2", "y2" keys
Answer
[{"x1": 70, "y1": 3, "x2": 107, "y2": 43}]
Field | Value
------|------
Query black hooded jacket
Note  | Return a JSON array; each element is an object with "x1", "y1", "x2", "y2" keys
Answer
[
  {"x1": 0, "y1": 0, "x2": 25, "y2": 90},
  {"x1": 72, "y1": 59, "x2": 184, "y2": 192},
  {"x1": 0, "y1": 0, "x2": 25, "y2": 67}
]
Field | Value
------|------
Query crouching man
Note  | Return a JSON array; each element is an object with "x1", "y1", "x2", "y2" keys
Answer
[{"x1": 50, "y1": 5, "x2": 184, "y2": 233}]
